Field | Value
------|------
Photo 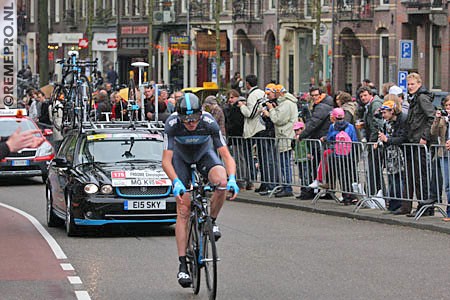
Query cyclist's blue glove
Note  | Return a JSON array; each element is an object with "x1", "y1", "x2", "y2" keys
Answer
[
  {"x1": 226, "y1": 174, "x2": 239, "y2": 194},
  {"x1": 172, "y1": 178, "x2": 186, "y2": 197}
]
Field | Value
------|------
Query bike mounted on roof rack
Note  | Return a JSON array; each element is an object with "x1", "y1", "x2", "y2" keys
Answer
[{"x1": 50, "y1": 50, "x2": 99, "y2": 134}]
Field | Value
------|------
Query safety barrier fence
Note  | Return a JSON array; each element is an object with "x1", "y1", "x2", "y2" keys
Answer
[{"x1": 228, "y1": 136, "x2": 450, "y2": 220}]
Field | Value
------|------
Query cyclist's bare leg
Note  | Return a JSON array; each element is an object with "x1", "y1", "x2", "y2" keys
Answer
[
  {"x1": 208, "y1": 165, "x2": 227, "y2": 219},
  {"x1": 175, "y1": 193, "x2": 191, "y2": 256}
]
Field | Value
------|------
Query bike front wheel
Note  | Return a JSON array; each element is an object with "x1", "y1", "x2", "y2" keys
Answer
[
  {"x1": 203, "y1": 217, "x2": 218, "y2": 300},
  {"x1": 186, "y1": 215, "x2": 201, "y2": 294}
]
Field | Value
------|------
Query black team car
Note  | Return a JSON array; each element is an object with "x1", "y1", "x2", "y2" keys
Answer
[{"x1": 46, "y1": 123, "x2": 176, "y2": 236}]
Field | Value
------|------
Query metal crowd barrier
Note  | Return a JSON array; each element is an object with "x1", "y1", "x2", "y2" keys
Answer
[{"x1": 228, "y1": 136, "x2": 449, "y2": 221}]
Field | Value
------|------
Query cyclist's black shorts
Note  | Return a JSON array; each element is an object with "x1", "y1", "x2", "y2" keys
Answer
[{"x1": 172, "y1": 149, "x2": 224, "y2": 187}]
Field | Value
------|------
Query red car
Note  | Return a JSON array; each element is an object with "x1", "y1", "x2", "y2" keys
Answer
[{"x1": 0, "y1": 109, "x2": 55, "y2": 182}]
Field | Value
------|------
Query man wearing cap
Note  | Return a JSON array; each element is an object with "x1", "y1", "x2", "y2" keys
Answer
[
  {"x1": 376, "y1": 96, "x2": 408, "y2": 214},
  {"x1": 203, "y1": 95, "x2": 226, "y2": 136},
  {"x1": 388, "y1": 85, "x2": 409, "y2": 114},
  {"x1": 263, "y1": 84, "x2": 298, "y2": 197},
  {"x1": 253, "y1": 83, "x2": 278, "y2": 195}
]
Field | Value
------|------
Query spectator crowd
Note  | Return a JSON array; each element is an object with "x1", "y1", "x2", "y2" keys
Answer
[{"x1": 16, "y1": 70, "x2": 450, "y2": 220}]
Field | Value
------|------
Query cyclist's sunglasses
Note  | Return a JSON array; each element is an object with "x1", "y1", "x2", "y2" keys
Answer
[{"x1": 179, "y1": 112, "x2": 202, "y2": 123}]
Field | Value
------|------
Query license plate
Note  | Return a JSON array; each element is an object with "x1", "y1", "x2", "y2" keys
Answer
[
  {"x1": 12, "y1": 160, "x2": 29, "y2": 166},
  {"x1": 124, "y1": 200, "x2": 166, "y2": 210}
]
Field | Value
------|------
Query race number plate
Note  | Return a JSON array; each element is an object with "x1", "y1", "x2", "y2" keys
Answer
[
  {"x1": 124, "y1": 200, "x2": 166, "y2": 210},
  {"x1": 12, "y1": 160, "x2": 29, "y2": 166}
]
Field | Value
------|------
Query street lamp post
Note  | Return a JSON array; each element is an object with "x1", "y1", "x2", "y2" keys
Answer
[{"x1": 215, "y1": 0, "x2": 222, "y2": 97}]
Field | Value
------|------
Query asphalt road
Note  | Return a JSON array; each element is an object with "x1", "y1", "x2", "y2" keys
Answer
[{"x1": 2, "y1": 177, "x2": 450, "y2": 300}]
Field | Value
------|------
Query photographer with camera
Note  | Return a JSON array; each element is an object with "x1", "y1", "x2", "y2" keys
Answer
[
  {"x1": 431, "y1": 95, "x2": 450, "y2": 221},
  {"x1": 250, "y1": 83, "x2": 278, "y2": 195},
  {"x1": 262, "y1": 84, "x2": 298, "y2": 197},
  {"x1": 375, "y1": 96, "x2": 408, "y2": 213},
  {"x1": 237, "y1": 74, "x2": 266, "y2": 190}
]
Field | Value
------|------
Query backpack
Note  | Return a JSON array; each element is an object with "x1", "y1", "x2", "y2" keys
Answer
[{"x1": 335, "y1": 130, "x2": 352, "y2": 155}]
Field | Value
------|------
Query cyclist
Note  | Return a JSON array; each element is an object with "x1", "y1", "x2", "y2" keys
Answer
[{"x1": 162, "y1": 93, "x2": 239, "y2": 288}]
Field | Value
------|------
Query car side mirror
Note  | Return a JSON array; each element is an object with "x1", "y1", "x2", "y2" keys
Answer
[
  {"x1": 53, "y1": 157, "x2": 69, "y2": 168},
  {"x1": 42, "y1": 128, "x2": 53, "y2": 136}
]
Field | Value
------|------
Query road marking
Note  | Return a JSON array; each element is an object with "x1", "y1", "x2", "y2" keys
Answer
[
  {"x1": 0, "y1": 203, "x2": 67, "y2": 259},
  {"x1": 61, "y1": 263, "x2": 75, "y2": 271},
  {"x1": 0, "y1": 203, "x2": 92, "y2": 300},
  {"x1": 68, "y1": 276, "x2": 83, "y2": 284},
  {"x1": 75, "y1": 291, "x2": 92, "y2": 300}
]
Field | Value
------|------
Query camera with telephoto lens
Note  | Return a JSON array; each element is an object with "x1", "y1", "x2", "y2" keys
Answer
[
  {"x1": 260, "y1": 97, "x2": 276, "y2": 108},
  {"x1": 440, "y1": 109, "x2": 448, "y2": 117}
]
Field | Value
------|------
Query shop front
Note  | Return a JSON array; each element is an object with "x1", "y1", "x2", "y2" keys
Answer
[{"x1": 92, "y1": 32, "x2": 118, "y2": 76}]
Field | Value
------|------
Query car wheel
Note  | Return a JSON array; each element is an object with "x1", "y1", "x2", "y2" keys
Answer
[
  {"x1": 65, "y1": 194, "x2": 81, "y2": 236},
  {"x1": 46, "y1": 185, "x2": 64, "y2": 227}
]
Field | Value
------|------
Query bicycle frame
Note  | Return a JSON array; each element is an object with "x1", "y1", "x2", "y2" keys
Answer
[{"x1": 186, "y1": 166, "x2": 218, "y2": 299}]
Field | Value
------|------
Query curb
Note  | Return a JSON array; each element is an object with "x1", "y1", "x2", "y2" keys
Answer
[{"x1": 234, "y1": 194, "x2": 450, "y2": 235}]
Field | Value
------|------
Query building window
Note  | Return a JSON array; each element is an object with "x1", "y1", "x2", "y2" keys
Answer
[
  {"x1": 112, "y1": 0, "x2": 116, "y2": 16},
  {"x1": 55, "y1": 0, "x2": 60, "y2": 22},
  {"x1": 431, "y1": 25, "x2": 441, "y2": 89},
  {"x1": 305, "y1": 0, "x2": 312, "y2": 17},
  {"x1": 125, "y1": 0, "x2": 130, "y2": 16},
  {"x1": 380, "y1": 0, "x2": 389, "y2": 5},
  {"x1": 379, "y1": 35, "x2": 389, "y2": 86},
  {"x1": 269, "y1": 0, "x2": 276, "y2": 10},
  {"x1": 134, "y1": 0, "x2": 140, "y2": 16}
]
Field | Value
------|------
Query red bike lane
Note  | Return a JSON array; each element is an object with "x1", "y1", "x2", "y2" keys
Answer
[{"x1": 0, "y1": 205, "x2": 81, "y2": 299}]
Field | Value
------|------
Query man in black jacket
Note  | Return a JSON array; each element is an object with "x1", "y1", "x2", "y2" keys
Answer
[
  {"x1": 0, "y1": 128, "x2": 44, "y2": 160},
  {"x1": 297, "y1": 87, "x2": 334, "y2": 199},
  {"x1": 224, "y1": 89, "x2": 247, "y2": 188},
  {"x1": 401, "y1": 73, "x2": 435, "y2": 216}
]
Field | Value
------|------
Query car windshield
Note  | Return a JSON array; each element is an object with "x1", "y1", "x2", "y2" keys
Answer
[
  {"x1": 0, "y1": 118, "x2": 40, "y2": 136},
  {"x1": 80, "y1": 137, "x2": 163, "y2": 164}
]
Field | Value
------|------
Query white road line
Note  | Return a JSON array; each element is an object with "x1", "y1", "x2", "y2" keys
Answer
[
  {"x1": 61, "y1": 263, "x2": 75, "y2": 271},
  {"x1": 0, "y1": 202, "x2": 67, "y2": 259},
  {"x1": 75, "y1": 291, "x2": 92, "y2": 300},
  {"x1": 68, "y1": 276, "x2": 83, "y2": 284},
  {"x1": 0, "y1": 203, "x2": 93, "y2": 299}
]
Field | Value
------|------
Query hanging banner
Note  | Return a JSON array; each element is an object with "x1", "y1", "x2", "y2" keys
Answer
[{"x1": 0, "y1": 0, "x2": 17, "y2": 108}]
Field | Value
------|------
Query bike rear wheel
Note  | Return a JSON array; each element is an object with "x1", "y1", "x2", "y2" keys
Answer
[
  {"x1": 187, "y1": 215, "x2": 201, "y2": 294},
  {"x1": 202, "y1": 217, "x2": 218, "y2": 300}
]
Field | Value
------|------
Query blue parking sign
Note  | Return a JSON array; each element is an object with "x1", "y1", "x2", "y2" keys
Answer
[
  {"x1": 400, "y1": 41, "x2": 412, "y2": 58},
  {"x1": 398, "y1": 71, "x2": 408, "y2": 93},
  {"x1": 399, "y1": 40, "x2": 413, "y2": 69}
]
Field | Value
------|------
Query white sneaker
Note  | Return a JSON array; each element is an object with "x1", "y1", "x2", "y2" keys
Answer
[
  {"x1": 308, "y1": 180, "x2": 320, "y2": 189},
  {"x1": 212, "y1": 223, "x2": 221, "y2": 241}
]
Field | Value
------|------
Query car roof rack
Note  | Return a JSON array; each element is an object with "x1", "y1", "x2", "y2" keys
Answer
[{"x1": 80, "y1": 121, "x2": 165, "y2": 134}]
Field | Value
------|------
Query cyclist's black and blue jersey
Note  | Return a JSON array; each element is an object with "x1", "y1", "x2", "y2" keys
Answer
[{"x1": 164, "y1": 112, "x2": 227, "y2": 185}]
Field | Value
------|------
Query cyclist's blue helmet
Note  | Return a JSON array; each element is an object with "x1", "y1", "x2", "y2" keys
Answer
[{"x1": 176, "y1": 93, "x2": 201, "y2": 116}]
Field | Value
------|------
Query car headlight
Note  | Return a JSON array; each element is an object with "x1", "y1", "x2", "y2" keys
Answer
[
  {"x1": 100, "y1": 184, "x2": 113, "y2": 194},
  {"x1": 35, "y1": 141, "x2": 54, "y2": 157},
  {"x1": 84, "y1": 183, "x2": 99, "y2": 194}
]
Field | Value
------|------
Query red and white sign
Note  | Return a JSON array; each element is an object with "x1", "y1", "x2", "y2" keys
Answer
[
  {"x1": 78, "y1": 38, "x2": 89, "y2": 49},
  {"x1": 111, "y1": 169, "x2": 171, "y2": 187},
  {"x1": 107, "y1": 38, "x2": 117, "y2": 49}
]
